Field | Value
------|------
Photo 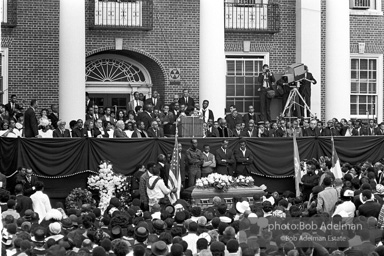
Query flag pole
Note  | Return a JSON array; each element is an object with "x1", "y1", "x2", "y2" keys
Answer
[{"x1": 293, "y1": 132, "x2": 301, "y2": 197}]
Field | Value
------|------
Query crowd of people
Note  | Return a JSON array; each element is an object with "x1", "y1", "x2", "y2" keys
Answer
[
  {"x1": 2, "y1": 158, "x2": 384, "y2": 256},
  {"x1": 1, "y1": 90, "x2": 383, "y2": 139}
]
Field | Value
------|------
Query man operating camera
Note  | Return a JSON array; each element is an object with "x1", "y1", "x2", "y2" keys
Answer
[{"x1": 257, "y1": 64, "x2": 275, "y2": 122}]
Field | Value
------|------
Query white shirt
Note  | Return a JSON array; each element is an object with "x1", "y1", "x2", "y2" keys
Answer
[
  {"x1": 38, "y1": 129, "x2": 53, "y2": 138},
  {"x1": 146, "y1": 176, "x2": 170, "y2": 206},
  {"x1": 30, "y1": 191, "x2": 52, "y2": 223},
  {"x1": 333, "y1": 201, "x2": 356, "y2": 218},
  {"x1": 183, "y1": 232, "x2": 199, "y2": 254}
]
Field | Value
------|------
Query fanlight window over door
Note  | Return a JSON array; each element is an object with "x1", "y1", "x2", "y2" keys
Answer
[{"x1": 86, "y1": 58, "x2": 146, "y2": 83}]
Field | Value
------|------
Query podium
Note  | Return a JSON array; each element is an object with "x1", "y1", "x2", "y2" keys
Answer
[{"x1": 180, "y1": 116, "x2": 203, "y2": 137}]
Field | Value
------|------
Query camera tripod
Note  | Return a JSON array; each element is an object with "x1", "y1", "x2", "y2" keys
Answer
[{"x1": 282, "y1": 82, "x2": 315, "y2": 118}]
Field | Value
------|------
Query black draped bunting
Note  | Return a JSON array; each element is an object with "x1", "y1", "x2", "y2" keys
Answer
[{"x1": 1, "y1": 136, "x2": 384, "y2": 197}]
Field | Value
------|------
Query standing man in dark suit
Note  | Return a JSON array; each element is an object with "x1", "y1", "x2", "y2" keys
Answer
[
  {"x1": 178, "y1": 89, "x2": 195, "y2": 115},
  {"x1": 15, "y1": 184, "x2": 33, "y2": 217},
  {"x1": 234, "y1": 140, "x2": 254, "y2": 176},
  {"x1": 48, "y1": 104, "x2": 59, "y2": 129},
  {"x1": 145, "y1": 91, "x2": 163, "y2": 111},
  {"x1": 85, "y1": 92, "x2": 94, "y2": 113},
  {"x1": 23, "y1": 99, "x2": 39, "y2": 138},
  {"x1": 215, "y1": 140, "x2": 235, "y2": 176},
  {"x1": 5, "y1": 94, "x2": 23, "y2": 121},
  {"x1": 157, "y1": 154, "x2": 170, "y2": 186},
  {"x1": 257, "y1": 64, "x2": 275, "y2": 122},
  {"x1": 138, "y1": 104, "x2": 155, "y2": 130},
  {"x1": 299, "y1": 65, "x2": 317, "y2": 117},
  {"x1": 200, "y1": 100, "x2": 214, "y2": 123},
  {"x1": 52, "y1": 120, "x2": 71, "y2": 137},
  {"x1": 16, "y1": 168, "x2": 38, "y2": 197}
]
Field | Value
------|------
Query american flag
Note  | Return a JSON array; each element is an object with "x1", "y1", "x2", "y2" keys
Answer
[
  {"x1": 167, "y1": 131, "x2": 181, "y2": 204},
  {"x1": 331, "y1": 136, "x2": 342, "y2": 179},
  {"x1": 293, "y1": 132, "x2": 301, "y2": 197}
]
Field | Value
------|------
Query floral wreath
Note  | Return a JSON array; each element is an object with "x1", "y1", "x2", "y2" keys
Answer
[{"x1": 65, "y1": 187, "x2": 96, "y2": 210}]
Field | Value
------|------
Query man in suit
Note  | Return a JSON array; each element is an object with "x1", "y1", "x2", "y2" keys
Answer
[
  {"x1": 232, "y1": 123, "x2": 247, "y2": 137},
  {"x1": 94, "y1": 119, "x2": 109, "y2": 138},
  {"x1": 147, "y1": 121, "x2": 164, "y2": 138},
  {"x1": 145, "y1": 90, "x2": 163, "y2": 110},
  {"x1": 243, "y1": 105, "x2": 258, "y2": 128},
  {"x1": 15, "y1": 184, "x2": 33, "y2": 217},
  {"x1": 23, "y1": 99, "x2": 40, "y2": 138},
  {"x1": 244, "y1": 120, "x2": 257, "y2": 137},
  {"x1": 85, "y1": 106, "x2": 95, "y2": 121},
  {"x1": 48, "y1": 104, "x2": 59, "y2": 129},
  {"x1": 299, "y1": 65, "x2": 317, "y2": 117},
  {"x1": 257, "y1": 64, "x2": 275, "y2": 122},
  {"x1": 352, "y1": 120, "x2": 362, "y2": 136},
  {"x1": 178, "y1": 89, "x2": 195, "y2": 115},
  {"x1": 200, "y1": 100, "x2": 214, "y2": 123},
  {"x1": 128, "y1": 91, "x2": 144, "y2": 112},
  {"x1": 177, "y1": 143, "x2": 187, "y2": 188},
  {"x1": 234, "y1": 140, "x2": 254, "y2": 176},
  {"x1": 86, "y1": 92, "x2": 94, "y2": 113},
  {"x1": 138, "y1": 104, "x2": 154, "y2": 130},
  {"x1": 5, "y1": 94, "x2": 23, "y2": 120},
  {"x1": 303, "y1": 119, "x2": 321, "y2": 137},
  {"x1": 53, "y1": 120, "x2": 71, "y2": 137},
  {"x1": 159, "y1": 105, "x2": 176, "y2": 137},
  {"x1": 215, "y1": 140, "x2": 235, "y2": 176},
  {"x1": 114, "y1": 120, "x2": 128, "y2": 138},
  {"x1": 213, "y1": 119, "x2": 233, "y2": 137},
  {"x1": 226, "y1": 110, "x2": 243, "y2": 130},
  {"x1": 16, "y1": 168, "x2": 38, "y2": 197},
  {"x1": 72, "y1": 119, "x2": 85, "y2": 137},
  {"x1": 275, "y1": 119, "x2": 288, "y2": 137},
  {"x1": 132, "y1": 121, "x2": 149, "y2": 138},
  {"x1": 376, "y1": 122, "x2": 384, "y2": 135},
  {"x1": 256, "y1": 122, "x2": 269, "y2": 137},
  {"x1": 186, "y1": 139, "x2": 204, "y2": 188},
  {"x1": 201, "y1": 145, "x2": 216, "y2": 177},
  {"x1": 321, "y1": 120, "x2": 340, "y2": 136}
]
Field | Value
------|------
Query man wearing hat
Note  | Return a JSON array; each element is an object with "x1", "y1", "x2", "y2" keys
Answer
[
  {"x1": 31, "y1": 228, "x2": 47, "y2": 255},
  {"x1": 333, "y1": 189, "x2": 355, "y2": 223},
  {"x1": 53, "y1": 119, "x2": 71, "y2": 137},
  {"x1": 151, "y1": 241, "x2": 169, "y2": 256}
]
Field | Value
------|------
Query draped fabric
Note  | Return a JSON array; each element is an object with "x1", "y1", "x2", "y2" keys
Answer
[{"x1": 2, "y1": 136, "x2": 384, "y2": 196}]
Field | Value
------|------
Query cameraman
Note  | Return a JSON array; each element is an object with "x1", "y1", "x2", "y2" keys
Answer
[
  {"x1": 257, "y1": 64, "x2": 275, "y2": 122},
  {"x1": 299, "y1": 65, "x2": 317, "y2": 117}
]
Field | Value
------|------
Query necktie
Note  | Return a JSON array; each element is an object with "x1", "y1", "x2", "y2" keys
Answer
[
  {"x1": 27, "y1": 177, "x2": 31, "y2": 183},
  {"x1": 202, "y1": 110, "x2": 206, "y2": 122}
]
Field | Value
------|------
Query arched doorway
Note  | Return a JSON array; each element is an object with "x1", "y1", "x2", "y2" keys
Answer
[{"x1": 85, "y1": 53, "x2": 152, "y2": 112}]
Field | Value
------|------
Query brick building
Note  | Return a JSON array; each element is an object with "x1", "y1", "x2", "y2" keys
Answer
[{"x1": 1, "y1": 0, "x2": 383, "y2": 123}]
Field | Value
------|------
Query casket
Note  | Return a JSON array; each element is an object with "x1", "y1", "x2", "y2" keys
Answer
[{"x1": 190, "y1": 186, "x2": 265, "y2": 208}]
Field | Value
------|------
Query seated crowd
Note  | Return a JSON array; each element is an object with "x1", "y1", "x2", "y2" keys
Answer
[
  {"x1": 0, "y1": 92, "x2": 383, "y2": 138},
  {"x1": 3, "y1": 159, "x2": 384, "y2": 256}
]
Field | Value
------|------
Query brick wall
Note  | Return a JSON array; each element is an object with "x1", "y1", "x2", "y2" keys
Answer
[
  {"x1": 225, "y1": 0, "x2": 296, "y2": 74},
  {"x1": 85, "y1": 0, "x2": 200, "y2": 105},
  {"x1": 2, "y1": 0, "x2": 60, "y2": 111}
]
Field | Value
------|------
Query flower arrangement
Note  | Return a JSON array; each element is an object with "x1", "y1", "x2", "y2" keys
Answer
[
  {"x1": 195, "y1": 173, "x2": 254, "y2": 192},
  {"x1": 87, "y1": 160, "x2": 129, "y2": 214},
  {"x1": 65, "y1": 188, "x2": 96, "y2": 210}
]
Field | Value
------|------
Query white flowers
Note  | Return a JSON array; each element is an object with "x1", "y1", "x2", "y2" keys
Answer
[
  {"x1": 195, "y1": 173, "x2": 254, "y2": 190},
  {"x1": 87, "y1": 161, "x2": 128, "y2": 214}
]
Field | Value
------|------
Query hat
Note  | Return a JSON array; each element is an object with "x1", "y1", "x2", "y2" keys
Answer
[
  {"x1": 343, "y1": 189, "x2": 355, "y2": 197},
  {"x1": 152, "y1": 204, "x2": 161, "y2": 213},
  {"x1": 197, "y1": 216, "x2": 207, "y2": 227},
  {"x1": 210, "y1": 241, "x2": 225, "y2": 252},
  {"x1": 151, "y1": 241, "x2": 169, "y2": 256},
  {"x1": 49, "y1": 222, "x2": 62, "y2": 235},
  {"x1": 170, "y1": 243, "x2": 184, "y2": 256},
  {"x1": 175, "y1": 211, "x2": 186, "y2": 223},
  {"x1": 312, "y1": 185, "x2": 324, "y2": 194},
  {"x1": 24, "y1": 209, "x2": 34, "y2": 221},
  {"x1": 92, "y1": 246, "x2": 107, "y2": 256},
  {"x1": 153, "y1": 219, "x2": 166, "y2": 231},
  {"x1": 62, "y1": 218, "x2": 73, "y2": 229},
  {"x1": 165, "y1": 205, "x2": 175, "y2": 216},
  {"x1": 109, "y1": 197, "x2": 121, "y2": 208},
  {"x1": 21, "y1": 222, "x2": 31, "y2": 231},
  {"x1": 174, "y1": 204, "x2": 184, "y2": 212},
  {"x1": 46, "y1": 245, "x2": 66, "y2": 256},
  {"x1": 31, "y1": 228, "x2": 46, "y2": 242},
  {"x1": 134, "y1": 226, "x2": 149, "y2": 240},
  {"x1": 111, "y1": 226, "x2": 122, "y2": 237},
  {"x1": 69, "y1": 214, "x2": 78, "y2": 226},
  {"x1": 198, "y1": 232, "x2": 212, "y2": 244},
  {"x1": 236, "y1": 201, "x2": 251, "y2": 214},
  {"x1": 376, "y1": 184, "x2": 384, "y2": 195}
]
